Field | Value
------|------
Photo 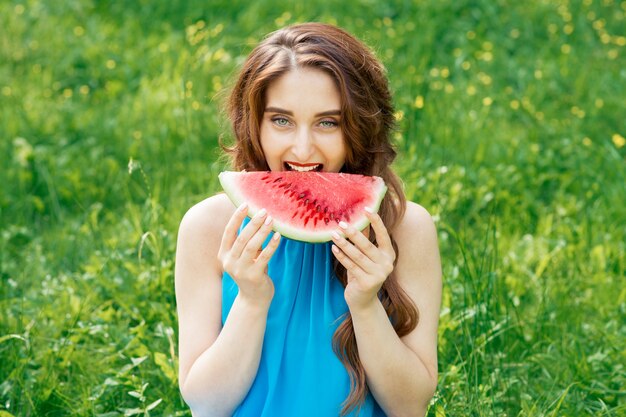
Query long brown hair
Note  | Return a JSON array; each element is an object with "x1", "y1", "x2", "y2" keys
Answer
[{"x1": 223, "y1": 22, "x2": 418, "y2": 414}]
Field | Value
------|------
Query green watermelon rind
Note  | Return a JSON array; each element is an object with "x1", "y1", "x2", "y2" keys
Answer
[{"x1": 218, "y1": 171, "x2": 388, "y2": 243}]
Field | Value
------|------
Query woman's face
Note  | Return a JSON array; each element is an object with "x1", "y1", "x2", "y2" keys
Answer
[{"x1": 260, "y1": 67, "x2": 347, "y2": 173}]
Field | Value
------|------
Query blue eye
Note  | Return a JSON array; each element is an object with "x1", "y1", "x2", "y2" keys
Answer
[
  {"x1": 319, "y1": 119, "x2": 338, "y2": 128},
  {"x1": 272, "y1": 117, "x2": 290, "y2": 127}
]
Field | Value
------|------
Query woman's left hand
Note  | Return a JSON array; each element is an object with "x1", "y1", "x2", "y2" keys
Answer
[{"x1": 331, "y1": 209, "x2": 396, "y2": 310}]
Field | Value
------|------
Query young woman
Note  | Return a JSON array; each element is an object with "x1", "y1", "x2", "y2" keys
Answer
[{"x1": 175, "y1": 22, "x2": 442, "y2": 417}]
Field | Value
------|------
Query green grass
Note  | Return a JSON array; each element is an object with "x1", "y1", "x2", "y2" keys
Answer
[{"x1": 1, "y1": 0, "x2": 625, "y2": 416}]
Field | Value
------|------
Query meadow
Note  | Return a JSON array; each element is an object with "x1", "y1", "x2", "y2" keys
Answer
[{"x1": 1, "y1": 0, "x2": 625, "y2": 416}]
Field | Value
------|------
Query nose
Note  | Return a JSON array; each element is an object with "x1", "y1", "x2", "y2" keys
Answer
[{"x1": 291, "y1": 127, "x2": 314, "y2": 161}]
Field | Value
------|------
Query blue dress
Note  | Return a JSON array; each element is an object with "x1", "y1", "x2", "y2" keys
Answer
[{"x1": 222, "y1": 218, "x2": 386, "y2": 416}]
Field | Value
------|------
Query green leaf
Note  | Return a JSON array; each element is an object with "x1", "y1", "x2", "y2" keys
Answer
[
  {"x1": 154, "y1": 352, "x2": 177, "y2": 383},
  {"x1": 146, "y1": 399, "x2": 162, "y2": 411},
  {"x1": 0, "y1": 334, "x2": 27, "y2": 345}
]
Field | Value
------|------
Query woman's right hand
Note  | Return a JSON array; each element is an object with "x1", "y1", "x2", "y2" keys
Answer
[{"x1": 218, "y1": 203, "x2": 281, "y2": 308}]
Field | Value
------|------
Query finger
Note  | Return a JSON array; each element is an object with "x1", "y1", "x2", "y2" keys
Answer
[
  {"x1": 331, "y1": 230, "x2": 376, "y2": 274},
  {"x1": 254, "y1": 231, "x2": 282, "y2": 268},
  {"x1": 241, "y1": 216, "x2": 275, "y2": 261},
  {"x1": 331, "y1": 244, "x2": 366, "y2": 276},
  {"x1": 338, "y1": 221, "x2": 378, "y2": 262},
  {"x1": 230, "y1": 208, "x2": 267, "y2": 258},
  {"x1": 220, "y1": 203, "x2": 249, "y2": 250},
  {"x1": 365, "y1": 208, "x2": 394, "y2": 254}
]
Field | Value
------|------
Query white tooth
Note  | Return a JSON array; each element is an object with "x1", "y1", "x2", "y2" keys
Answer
[{"x1": 287, "y1": 163, "x2": 319, "y2": 172}]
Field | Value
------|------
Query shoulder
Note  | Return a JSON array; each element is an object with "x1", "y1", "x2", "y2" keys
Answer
[
  {"x1": 393, "y1": 201, "x2": 438, "y2": 250},
  {"x1": 392, "y1": 201, "x2": 442, "y2": 284},
  {"x1": 176, "y1": 193, "x2": 237, "y2": 273},
  {"x1": 178, "y1": 193, "x2": 236, "y2": 241}
]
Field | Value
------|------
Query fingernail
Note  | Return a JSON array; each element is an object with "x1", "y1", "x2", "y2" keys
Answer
[
  {"x1": 331, "y1": 231, "x2": 341, "y2": 240},
  {"x1": 239, "y1": 202, "x2": 248, "y2": 211},
  {"x1": 264, "y1": 215, "x2": 273, "y2": 225},
  {"x1": 338, "y1": 221, "x2": 348, "y2": 229},
  {"x1": 256, "y1": 208, "x2": 267, "y2": 218},
  {"x1": 364, "y1": 206, "x2": 373, "y2": 213},
  {"x1": 273, "y1": 232, "x2": 281, "y2": 241}
]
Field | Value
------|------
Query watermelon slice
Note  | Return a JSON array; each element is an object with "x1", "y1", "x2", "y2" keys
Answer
[{"x1": 218, "y1": 171, "x2": 387, "y2": 243}]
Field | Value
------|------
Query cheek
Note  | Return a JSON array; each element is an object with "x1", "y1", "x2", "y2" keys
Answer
[
  {"x1": 259, "y1": 122, "x2": 269, "y2": 148},
  {"x1": 333, "y1": 135, "x2": 348, "y2": 162},
  {"x1": 259, "y1": 128, "x2": 285, "y2": 170},
  {"x1": 324, "y1": 135, "x2": 347, "y2": 171},
  {"x1": 259, "y1": 125, "x2": 275, "y2": 154}
]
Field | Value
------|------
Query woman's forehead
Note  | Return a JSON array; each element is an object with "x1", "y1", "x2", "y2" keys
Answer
[{"x1": 264, "y1": 68, "x2": 342, "y2": 114}]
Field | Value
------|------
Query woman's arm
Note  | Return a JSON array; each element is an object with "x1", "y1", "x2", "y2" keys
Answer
[
  {"x1": 175, "y1": 194, "x2": 279, "y2": 417},
  {"x1": 332, "y1": 202, "x2": 442, "y2": 417}
]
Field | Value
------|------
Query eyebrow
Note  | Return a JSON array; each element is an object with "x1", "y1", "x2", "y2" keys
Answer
[{"x1": 264, "y1": 107, "x2": 341, "y2": 117}]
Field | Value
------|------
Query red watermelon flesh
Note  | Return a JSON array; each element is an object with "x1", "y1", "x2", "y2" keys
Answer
[{"x1": 218, "y1": 171, "x2": 388, "y2": 243}]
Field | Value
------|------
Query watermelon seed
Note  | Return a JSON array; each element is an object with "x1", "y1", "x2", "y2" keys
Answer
[
  {"x1": 324, "y1": 218, "x2": 330, "y2": 224},
  {"x1": 316, "y1": 205, "x2": 321, "y2": 212},
  {"x1": 298, "y1": 193, "x2": 306, "y2": 199},
  {"x1": 273, "y1": 177, "x2": 283, "y2": 183}
]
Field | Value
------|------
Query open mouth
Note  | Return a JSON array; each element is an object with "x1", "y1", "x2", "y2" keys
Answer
[{"x1": 284, "y1": 162, "x2": 324, "y2": 172}]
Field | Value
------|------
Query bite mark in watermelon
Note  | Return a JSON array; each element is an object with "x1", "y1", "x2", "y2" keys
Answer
[{"x1": 218, "y1": 171, "x2": 388, "y2": 243}]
